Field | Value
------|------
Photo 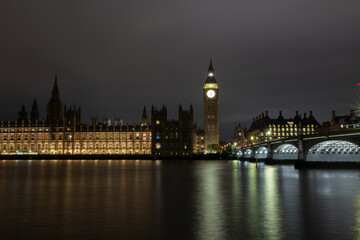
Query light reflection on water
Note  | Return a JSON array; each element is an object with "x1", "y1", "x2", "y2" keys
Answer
[
  {"x1": 356, "y1": 194, "x2": 360, "y2": 239},
  {"x1": 0, "y1": 160, "x2": 359, "y2": 240}
]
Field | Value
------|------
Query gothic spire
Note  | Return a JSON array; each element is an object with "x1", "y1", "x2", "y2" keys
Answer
[
  {"x1": 18, "y1": 105, "x2": 28, "y2": 122},
  {"x1": 205, "y1": 58, "x2": 217, "y2": 84},
  {"x1": 46, "y1": 74, "x2": 63, "y2": 122},
  {"x1": 31, "y1": 98, "x2": 38, "y2": 111},
  {"x1": 142, "y1": 105, "x2": 147, "y2": 119},
  {"x1": 51, "y1": 74, "x2": 60, "y2": 100},
  {"x1": 30, "y1": 98, "x2": 40, "y2": 122},
  {"x1": 141, "y1": 105, "x2": 148, "y2": 126},
  {"x1": 208, "y1": 58, "x2": 214, "y2": 73}
]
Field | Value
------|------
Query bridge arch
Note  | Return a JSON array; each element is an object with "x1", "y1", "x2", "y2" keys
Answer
[
  {"x1": 243, "y1": 149, "x2": 252, "y2": 158},
  {"x1": 306, "y1": 140, "x2": 360, "y2": 162},
  {"x1": 273, "y1": 143, "x2": 298, "y2": 160},
  {"x1": 254, "y1": 146, "x2": 268, "y2": 159},
  {"x1": 236, "y1": 150, "x2": 243, "y2": 158}
]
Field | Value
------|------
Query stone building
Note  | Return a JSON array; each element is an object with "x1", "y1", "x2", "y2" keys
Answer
[
  {"x1": 151, "y1": 105, "x2": 195, "y2": 157},
  {"x1": 231, "y1": 123, "x2": 248, "y2": 147},
  {"x1": 0, "y1": 75, "x2": 151, "y2": 155},
  {"x1": 247, "y1": 110, "x2": 321, "y2": 145},
  {"x1": 203, "y1": 59, "x2": 219, "y2": 153},
  {"x1": 330, "y1": 110, "x2": 360, "y2": 131}
]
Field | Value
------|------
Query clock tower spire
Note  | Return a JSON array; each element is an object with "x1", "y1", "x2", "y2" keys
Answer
[{"x1": 203, "y1": 59, "x2": 219, "y2": 153}]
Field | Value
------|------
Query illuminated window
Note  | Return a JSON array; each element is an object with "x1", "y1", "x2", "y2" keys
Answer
[
  {"x1": 156, "y1": 143, "x2": 161, "y2": 149},
  {"x1": 156, "y1": 120, "x2": 160, "y2": 125}
]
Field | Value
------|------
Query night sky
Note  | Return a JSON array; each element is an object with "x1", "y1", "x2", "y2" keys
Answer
[{"x1": 1, "y1": 0, "x2": 360, "y2": 141}]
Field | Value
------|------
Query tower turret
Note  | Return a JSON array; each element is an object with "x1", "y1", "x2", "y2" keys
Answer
[
  {"x1": 141, "y1": 106, "x2": 148, "y2": 126},
  {"x1": 203, "y1": 58, "x2": 219, "y2": 153},
  {"x1": 46, "y1": 74, "x2": 64, "y2": 123},
  {"x1": 18, "y1": 105, "x2": 28, "y2": 122},
  {"x1": 30, "y1": 99, "x2": 40, "y2": 122}
]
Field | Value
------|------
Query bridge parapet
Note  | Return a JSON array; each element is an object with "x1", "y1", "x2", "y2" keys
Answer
[{"x1": 237, "y1": 129, "x2": 360, "y2": 162}]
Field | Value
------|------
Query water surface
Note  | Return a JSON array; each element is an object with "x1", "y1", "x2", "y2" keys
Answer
[{"x1": 0, "y1": 160, "x2": 359, "y2": 240}]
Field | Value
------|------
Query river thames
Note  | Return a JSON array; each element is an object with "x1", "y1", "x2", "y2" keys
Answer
[{"x1": 0, "y1": 160, "x2": 359, "y2": 240}]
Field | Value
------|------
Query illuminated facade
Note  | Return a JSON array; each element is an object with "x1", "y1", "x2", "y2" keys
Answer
[
  {"x1": 247, "y1": 111, "x2": 321, "y2": 145},
  {"x1": 203, "y1": 59, "x2": 219, "y2": 153},
  {"x1": 1, "y1": 58, "x2": 216, "y2": 157},
  {"x1": 0, "y1": 122, "x2": 151, "y2": 155},
  {"x1": 0, "y1": 76, "x2": 151, "y2": 155},
  {"x1": 194, "y1": 129, "x2": 205, "y2": 154}
]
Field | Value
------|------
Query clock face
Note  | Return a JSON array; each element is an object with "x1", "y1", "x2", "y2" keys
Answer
[{"x1": 207, "y1": 90, "x2": 215, "y2": 98}]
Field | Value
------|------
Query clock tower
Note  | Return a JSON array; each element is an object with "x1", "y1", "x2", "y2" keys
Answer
[{"x1": 203, "y1": 59, "x2": 219, "y2": 153}]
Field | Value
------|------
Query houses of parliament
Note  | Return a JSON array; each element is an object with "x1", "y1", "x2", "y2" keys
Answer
[{"x1": 0, "y1": 61, "x2": 220, "y2": 157}]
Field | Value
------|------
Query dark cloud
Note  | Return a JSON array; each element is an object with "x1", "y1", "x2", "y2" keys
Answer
[{"x1": 1, "y1": 0, "x2": 360, "y2": 140}]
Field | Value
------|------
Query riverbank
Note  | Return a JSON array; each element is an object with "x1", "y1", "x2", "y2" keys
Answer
[{"x1": 0, "y1": 153, "x2": 229, "y2": 160}]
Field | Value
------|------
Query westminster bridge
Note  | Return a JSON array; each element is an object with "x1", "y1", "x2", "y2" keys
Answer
[{"x1": 236, "y1": 129, "x2": 360, "y2": 163}]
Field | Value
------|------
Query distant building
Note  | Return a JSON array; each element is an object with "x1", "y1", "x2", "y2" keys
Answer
[
  {"x1": 330, "y1": 110, "x2": 360, "y2": 131},
  {"x1": 0, "y1": 75, "x2": 151, "y2": 155},
  {"x1": 0, "y1": 59, "x2": 213, "y2": 157},
  {"x1": 247, "y1": 111, "x2": 321, "y2": 145},
  {"x1": 231, "y1": 123, "x2": 248, "y2": 147}
]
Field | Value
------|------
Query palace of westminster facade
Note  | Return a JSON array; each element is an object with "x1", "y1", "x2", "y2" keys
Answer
[{"x1": 0, "y1": 61, "x2": 220, "y2": 156}]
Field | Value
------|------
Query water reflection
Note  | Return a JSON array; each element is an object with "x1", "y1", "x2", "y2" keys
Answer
[
  {"x1": 196, "y1": 162, "x2": 225, "y2": 240},
  {"x1": 263, "y1": 167, "x2": 283, "y2": 240},
  {"x1": 247, "y1": 163, "x2": 261, "y2": 239},
  {"x1": 0, "y1": 160, "x2": 359, "y2": 240},
  {"x1": 356, "y1": 193, "x2": 360, "y2": 239}
]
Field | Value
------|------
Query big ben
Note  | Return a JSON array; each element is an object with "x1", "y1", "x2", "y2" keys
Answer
[{"x1": 203, "y1": 59, "x2": 219, "y2": 153}]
